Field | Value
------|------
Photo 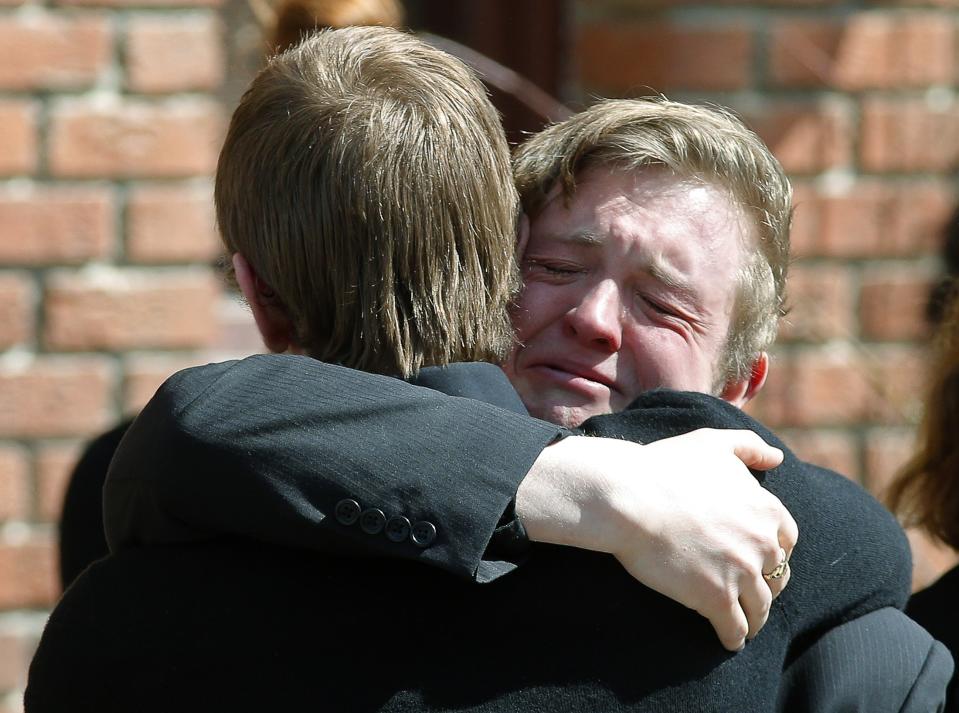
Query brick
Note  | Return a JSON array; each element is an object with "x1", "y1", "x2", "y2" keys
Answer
[
  {"x1": 0, "y1": 356, "x2": 113, "y2": 438},
  {"x1": 35, "y1": 443, "x2": 83, "y2": 523},
  {"x1": 860, "y1": 98, "x2": 959, "y2": 173},
  {"x1": 576, "y1": 22, "x2": 753, "y2": 93},
  {"x1": 0, "y1": 447, "x2": 29, "y2": 521},
  {"x1": 791, "y1": 183, "x2": 886, "y2": 258},
  {"x1": 817, "y1": 186, "x2": 887, "y2": 256},
  {"x1": 210, "y1": 293, "x2": 266, "y2": 355},
  {"x1": 0, "y1": 629, "x2": 30, "y2": 690},
  {"x1": 770, "y1": 14, "x2": 954, "y2": 90},
  {"x1": 126, "y1": 14, "x2": 224, "y2": 93},
  {"x1": 126, "y1": 183, "x2": 220, "y2": 263},
  {"x1": 0, "y1": 186, "x2": 113, "y2": 265},
  {"x1": 48, "y1": 99, "x2": 223, "y2": 178},
  {"x1": 863, "y1": 345, "x2": 928, "y2": 424},
  {"x1": 593, "y1": 0, "x2": 838, "y2": 6},
  {"x1": 863, "y1": 426, "x2": 916, "y2": 496},
  {"x1": 885, "y1": 182, "x2": 955, "y2": 257},
  {"x1": 750, "y1": 347, "x2": 872, "y2": 428},
  {"x1": 747, "y1": 103, "x2": 852, "y2": 174},
  {"x1": 859, "y1": 265, "x2": 937, "y2": 341},
  {"x1": 791, "y1": 182, "x2": 955, "y2": 259},
  {"x1": 777, "y1": 428, "x2": 860, "y2": 480},
  {"x1": 58, "y1": 0, "x2": 221, "y2": 8},
  {"x1": 788, "y1": 183, "x2": 818, "y2": 258},
  {"x1": 867, "y1": 0, "x2": 959, "y2": 9},
  {"x1": 0, "y1": 102, "x2": 37, "y2": 176},
  {"x1": 0, "y1": 14, "x2": 111, "y2": 90},
  {"x1": 0, "y1": 273, "x2": 33, "y2": 350},
  {"x1": 44, "y1": 268, "x2": 220, "y2": 350},
  {"x1": 123, "y1": 354, "x2": 203, "y2": 411},
  {"x1": 778, "y1": 262, "x2": 855, "y2": 343},
  {"x1": 0, "y1": 533, "x2": 58, "y2": 608}
]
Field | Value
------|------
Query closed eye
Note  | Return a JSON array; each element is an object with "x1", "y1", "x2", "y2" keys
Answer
[
  {"x1": 640, "y1": 294, "x2": 677, "y2": 316},
  {"x1": 523, "y1": 259, "x2": 584, "y2": 278}
]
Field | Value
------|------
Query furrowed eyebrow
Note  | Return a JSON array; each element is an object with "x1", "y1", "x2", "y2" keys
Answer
[
  {"x1": 648, "y1": 253, "x2": 696, "y2": 298},
  {"x1": 544, "y1": 230, "x2": 604, "y2": 247}
]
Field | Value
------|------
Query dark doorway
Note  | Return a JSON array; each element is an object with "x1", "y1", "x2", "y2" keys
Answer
[{"x1": 407, "y1": 1, "x2": 572, "y2": 145}]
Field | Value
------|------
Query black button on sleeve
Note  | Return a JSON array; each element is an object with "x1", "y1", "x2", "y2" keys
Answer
[
  {"x1": 334, "y1": 499, "x2": 361, "y2": 526},
  {"x1": 359, "y1": 508, "x2": 386, "y2": 535},
  {"x1": 410, "y1": 520, "x2": 437, "y2": 548},
  {"x1": 385, "y1": 515, "x2": 411, "y2": 543}
]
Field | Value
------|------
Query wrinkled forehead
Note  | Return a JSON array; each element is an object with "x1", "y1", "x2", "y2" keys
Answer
[{"x1": 537, "y1": 163, "x2": 758, "y2": 250}]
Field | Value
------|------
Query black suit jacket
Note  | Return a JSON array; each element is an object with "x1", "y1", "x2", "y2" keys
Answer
[
  {"x1": 28, "y1": 357, "x2": 952, "y2": 711},
  {"x1": 104, "y1": 358, "x2": 562, "y2": 583}
]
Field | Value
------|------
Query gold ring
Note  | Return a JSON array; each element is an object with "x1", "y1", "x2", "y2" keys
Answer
[{"x1": 763, "y1": 548, "x2": 789, "y2": 581}]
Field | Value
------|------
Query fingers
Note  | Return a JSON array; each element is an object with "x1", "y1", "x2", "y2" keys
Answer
[
  {"x1": 779, "y1": 506, "x2": 799, "y2": 557},
  {"x1": 709, "y1": 599, "x2": 750, "y2": 652},
  {"x1": 738, "y1": 573, "x2": 773, "y2": 640},
  {"x1": 724, "y1": 429, "x2": 784, "y2": 471},
  {"x1": 764, "y1": 491, "x2": 797, "y2": 601},
  {"x1": 715, "y1": 547, "x2": 780, "y2": 650},
  {"x1": 761, "y1": 490, "x2": 796, "y2": 594}
]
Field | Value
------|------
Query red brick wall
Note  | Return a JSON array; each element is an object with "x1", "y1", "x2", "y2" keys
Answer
[
  {"x1": 1, "y1": 0, "x2": 958, "y2": 707},
  {"x1": 0, "y1": 0, "x2": 260, "y2": 706}
]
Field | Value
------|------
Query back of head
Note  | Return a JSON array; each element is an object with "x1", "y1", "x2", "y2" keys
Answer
[
  {"x1": 216, "y1": 26, "x2": 518, "y2": 377},
  {"x1": 513, "y1": 98, "x2": 792, "y2": 385}
]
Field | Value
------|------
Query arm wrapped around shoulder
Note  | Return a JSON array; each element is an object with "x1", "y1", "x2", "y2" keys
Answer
[{"x1": 103, "y1": 354, "x2": 563, "y2": 582}]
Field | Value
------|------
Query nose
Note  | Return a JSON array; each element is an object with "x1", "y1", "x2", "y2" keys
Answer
[{"x1": 564, "y1": 280, "x2": 623, "y2": 352}]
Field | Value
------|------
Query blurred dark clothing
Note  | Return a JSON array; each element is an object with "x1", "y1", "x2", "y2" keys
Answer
[
  {"x1": 58, "y1": 419, "x2": 133, "y2": 589},
  {"x1": 908, "y1": 565, "x2": 959, "y2": 712}
]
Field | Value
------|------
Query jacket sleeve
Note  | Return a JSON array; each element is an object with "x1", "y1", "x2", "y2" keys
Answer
[
  {"x1": 582, "y1": 389, "x2": 914, "y2": 638},
  {"x1": 103, "y1": 354, "x2": 563, "y2": 583},
  {"x1": 777, "y1": 607, "x2": 954, "y2": 713}
]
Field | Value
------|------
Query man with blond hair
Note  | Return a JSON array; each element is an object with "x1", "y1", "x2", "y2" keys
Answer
[{"x1": 30, "y1": 27, "x2": 950, "y2": 713}]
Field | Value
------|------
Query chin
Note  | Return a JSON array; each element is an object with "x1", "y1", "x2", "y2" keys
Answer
[{"x1": 527, "y1": 402, "x2": 608, "y2": 429}]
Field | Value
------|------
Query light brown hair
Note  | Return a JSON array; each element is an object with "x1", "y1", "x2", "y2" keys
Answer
[
  {"x1": 216, "y1": 26, "x2": 519, "y2": 377},
  {"x1": 887, "y1": 300, "x2": 959, "y2": 549},
  {"x1": 513, "y1": 98, "x2": 792, "y2": 385}
]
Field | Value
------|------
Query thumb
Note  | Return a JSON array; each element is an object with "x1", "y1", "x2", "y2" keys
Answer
[{"x1": 728, "y1": 430, "x2": 783, "y2": 471}]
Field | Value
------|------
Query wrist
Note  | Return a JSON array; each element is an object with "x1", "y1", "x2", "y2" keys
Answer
[{"x1": 516, "y1": 436, "x2": 626, "y2": 553}]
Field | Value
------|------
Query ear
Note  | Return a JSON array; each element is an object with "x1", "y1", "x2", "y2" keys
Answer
[
  {"x1": 232, "y1": 252, "x2": 296, "y2": 354},
  {"x1": 718, "y1": 351, "x2": 769, "y2": 408},
  {"x1": 516, "y1": 213, "x2": 531, "y2": 260}
]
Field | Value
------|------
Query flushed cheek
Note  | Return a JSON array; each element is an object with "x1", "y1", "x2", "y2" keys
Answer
[
  {"x1": 510, "y1": 283, "x2": 574, "y2": 341},
  {"x1": 618, "y1": 331, "x2": 711, "y2": 394},
  {"x1": 509, "y1": 312, "x2": 538, "y2": 347},
  {"x1": 643, "y1": 349, "x2": 716, "y2": 393}
]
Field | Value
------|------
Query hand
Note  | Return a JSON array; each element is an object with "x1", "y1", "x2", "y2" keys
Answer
[{"x1": 516, "y1": 429, "x2": 797, "y2": 652}]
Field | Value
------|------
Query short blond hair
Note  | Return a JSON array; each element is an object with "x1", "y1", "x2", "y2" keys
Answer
[
  {"x1": 513, "y1": 98, "x2": 792, "y2": 385},
  {"x1": 216, "y1": 26, "x2": 519, "y2": 376}
]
